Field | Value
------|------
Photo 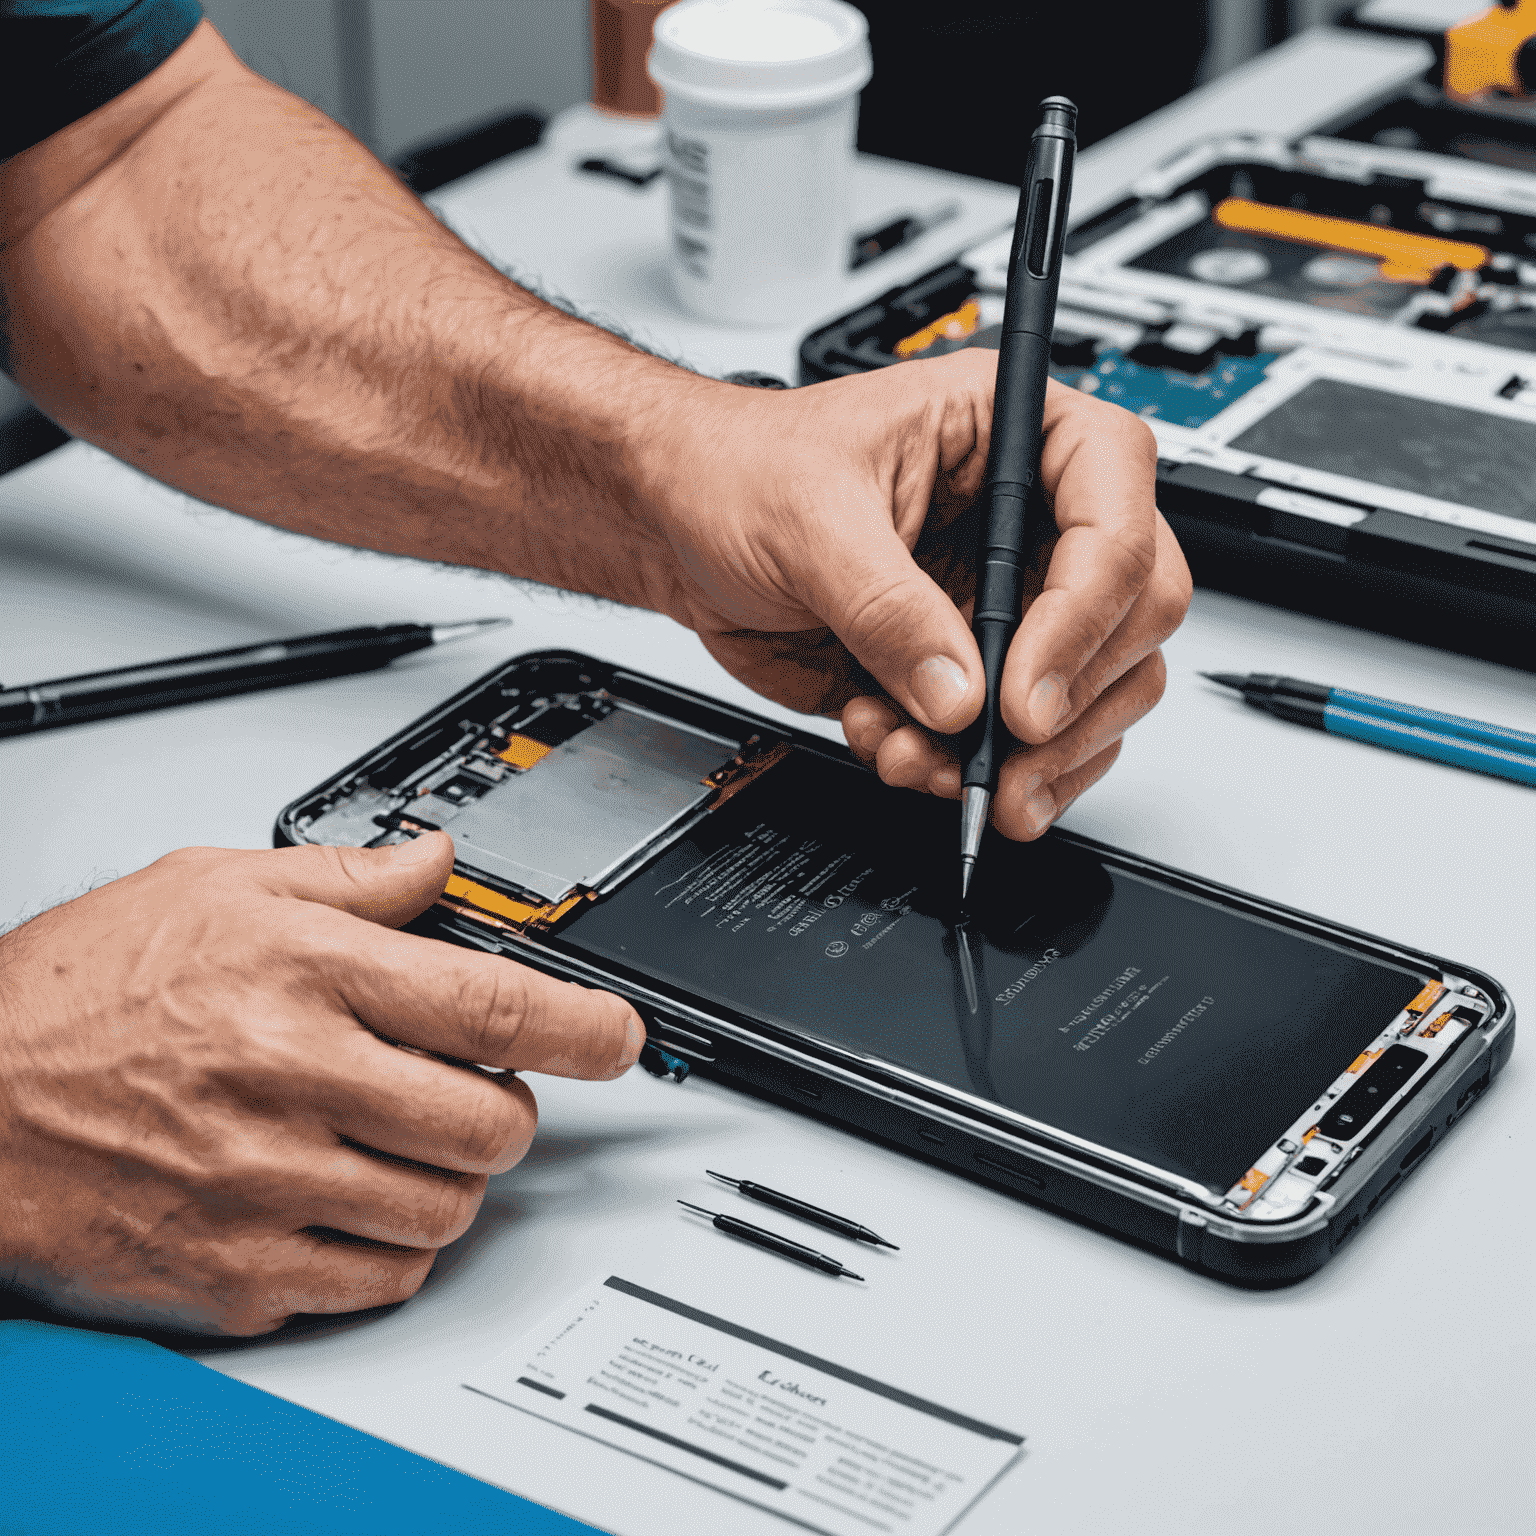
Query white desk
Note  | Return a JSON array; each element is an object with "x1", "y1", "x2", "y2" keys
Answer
[{"x1": 3, "y1": 26, "x2": 1533, "y2": 1536}]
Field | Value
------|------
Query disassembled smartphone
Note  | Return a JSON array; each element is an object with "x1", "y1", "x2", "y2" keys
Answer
[
  {"x1": 275, "y1": 652, "x2": 1515, "y2": 1284},
  {"x1": 800, "y1": 129, "x2": 1536, "y2": 665}
]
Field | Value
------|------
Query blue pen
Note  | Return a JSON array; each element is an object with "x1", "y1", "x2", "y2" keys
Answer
[{"x1": 1203, "y1": 672, "x2": 1536, "y2": 788}]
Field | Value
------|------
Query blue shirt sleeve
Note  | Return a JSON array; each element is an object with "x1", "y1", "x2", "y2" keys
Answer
[{"x1": 1, "y1": 0, "x2": 204, "y2": 161}]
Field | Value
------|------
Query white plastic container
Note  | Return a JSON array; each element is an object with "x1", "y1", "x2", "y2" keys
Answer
[{"x1": 648, "y1": 0, "x2": 872, "y2": 326}]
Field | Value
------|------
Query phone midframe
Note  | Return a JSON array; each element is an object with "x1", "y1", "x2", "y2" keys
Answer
[{"x1": 275, "y1": 652, "x2": 1513, "y2": 1259}]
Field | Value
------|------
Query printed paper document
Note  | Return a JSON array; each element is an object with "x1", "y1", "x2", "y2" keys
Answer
[{"x1": 463, "y1": 1275, "x2": 1023, "y2": 1536}]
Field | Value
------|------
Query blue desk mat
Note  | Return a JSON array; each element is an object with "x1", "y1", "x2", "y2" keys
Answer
[{"x1": 1, "y1": 1320, "x2": 599, "y2": 1536}]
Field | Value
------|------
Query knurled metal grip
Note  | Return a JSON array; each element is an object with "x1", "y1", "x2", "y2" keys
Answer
[
  {"x1": 982, "y1": 332, "x2": 1051, "y2": 517},
  {"x1": 963, "y1": 621, "x2": 1013, "y2": 788},
  {"x1": 977, "y1": 486, "x2": 1029, "y2": 563},
  {"x1": 974, "y1": 550, "x2": 1025, "y2": 625}
]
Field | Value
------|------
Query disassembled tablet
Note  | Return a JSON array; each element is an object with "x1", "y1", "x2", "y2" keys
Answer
[
  {"x1": 276, "y1": 652, "x2": 1515, "y2": 1283},
  {"x1": 800, "y1": 130, "x2": 1536, "y2": 664}
]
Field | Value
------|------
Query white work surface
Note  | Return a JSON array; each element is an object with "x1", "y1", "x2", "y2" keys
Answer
[{"x1": 3, "y1": 26, "x2": 1533, "y2": 1536}]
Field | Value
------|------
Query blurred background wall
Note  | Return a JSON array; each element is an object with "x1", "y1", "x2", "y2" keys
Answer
[
  {"x1": 199, "y1": 0, "x2": 592, "y2": 163},
  {"x1": 0, "y1": 0, "x2": 1385, "y2": 456},
  {"x1": 194, "y1": 0, "x2": 1363, "y2": 168}
]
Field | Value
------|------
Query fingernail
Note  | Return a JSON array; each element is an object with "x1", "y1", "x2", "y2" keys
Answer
[
  {"x1": 622, "y1": 1011, "x2": 645, "y2": 1069},
  {"x1": 1023, "y1": 787, "x2": 1056, "y2": 836},
  {"x1": 931, "y1": 764, "x2": 961, "y2": 797},
  {"x1": 910, "y1": 655, "x2": 969, "y2": 726},
  {"x1": 1027, "y1": 672, "x2": 1070, "y2": 736},
  {"x1": 389, "y1": 833, "x2": 442, "y2": 862},
  {"x1": 856, "y1": 723, "x2": 886, "y2": 756}
]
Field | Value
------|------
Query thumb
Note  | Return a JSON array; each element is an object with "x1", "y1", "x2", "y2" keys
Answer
[
  {"x1": 260, "y1": 831, "x2": 455, "y2": 928},
  {"x1": 812, "y1": 520, "x2": 982, "y2": 733}
]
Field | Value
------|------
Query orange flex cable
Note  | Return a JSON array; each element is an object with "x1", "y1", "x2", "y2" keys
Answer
[
  {"x1": 1211, "y1": 198, "x2": 1489, "y2": 283},
  {"x1": 1404, "y1": 981, "x2": 1447, "y2": 1018},
  {"x1": 536, "y1": 894, "x2": 585, "y2": 928},
  {"x1": 443, "y1": 873, "x2": 544, "y2": 925},
  {"x1": 1445, "y1": 0, "x2": 1536, "y2": 101}
]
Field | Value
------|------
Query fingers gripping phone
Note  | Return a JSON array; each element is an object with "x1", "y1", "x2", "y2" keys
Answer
[{"x1": 275, "y1": 651, "x2": 1514, "y2": 1283}]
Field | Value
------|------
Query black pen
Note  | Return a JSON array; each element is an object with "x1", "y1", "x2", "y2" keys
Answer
[
  {"x1": 0, "y1": 619, "x2": 511, "y2": 736},
  {"x1": 706, "y1": 1171, "x2": 898, "y2": 1249},
  {"x1": 678, "y1": 1203, "x2": 864, "y2": 1280},
  {"x1": 960, "y1": 96, "x2": 1078, "y2": 903}
]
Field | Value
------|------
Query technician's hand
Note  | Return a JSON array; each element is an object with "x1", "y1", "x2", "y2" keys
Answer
[
  {"x1": 0, "y1": 833, "x2": 640, "y2": 1335},
  {"x1": 652, "y1": 353, "x2": 1190, "y2": 839}
]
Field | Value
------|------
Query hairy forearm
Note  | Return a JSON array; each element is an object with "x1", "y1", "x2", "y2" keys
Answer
[{"x1": 0, "y1": 24, "x2": 704, "y2": 608}]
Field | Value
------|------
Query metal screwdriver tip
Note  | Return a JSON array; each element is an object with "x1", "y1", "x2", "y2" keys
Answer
[
  {"x1": 959, "y1": 785, "x2": 989, "y2": 903},
  {"x1": 705, "y1": 1171, "x2": 740, "y2": 1188},
  {"x1": 678, "y1": 1201, "x2": 719, "y2": 1218}
]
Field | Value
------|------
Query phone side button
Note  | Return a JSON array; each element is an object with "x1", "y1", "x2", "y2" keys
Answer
[
  {"x1": 974, "y1": 1150, "x2": 1046, "y2": 1190},
  {"x1": 1176, "y1": 1209, "x2": 1208, "y2": 1265},
  {"x1": 646, "y1": 1014, "x2": 716, "y2": 1062}
]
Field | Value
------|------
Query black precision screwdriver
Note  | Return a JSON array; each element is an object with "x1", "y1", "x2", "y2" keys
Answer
[
  {"x1": 678, "y1": 1203, "x2": 864, "y2": 1280},
  {"x1": 959, "y1": 96, "x2": 1078, "y2": 902},
  {"x1": 706, "y1": 1171, "x2": 898, "y2": 1249}
]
